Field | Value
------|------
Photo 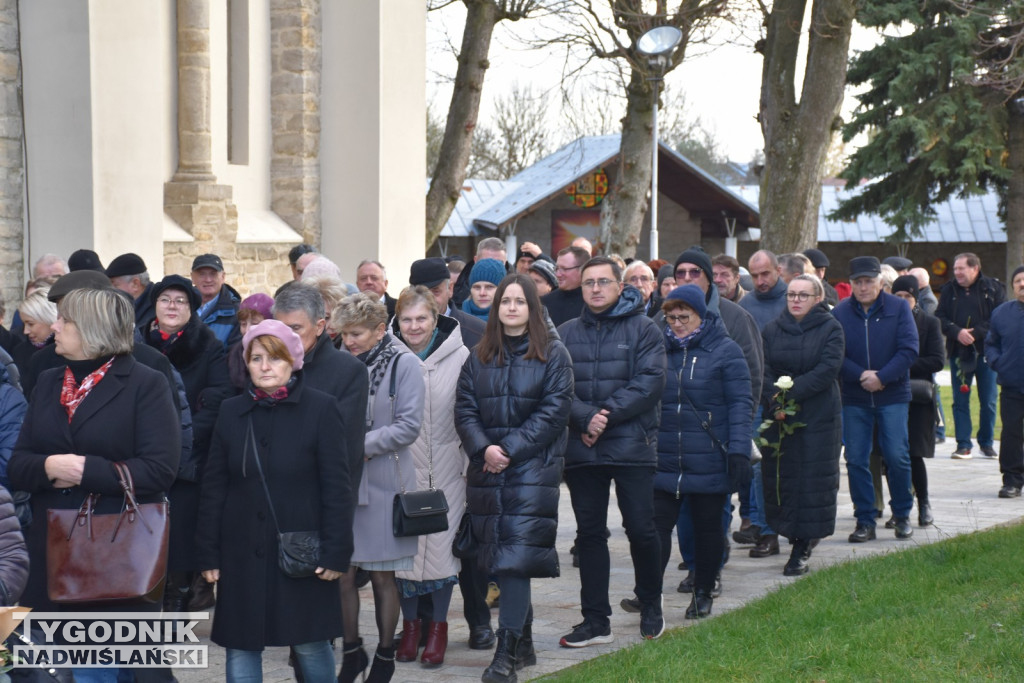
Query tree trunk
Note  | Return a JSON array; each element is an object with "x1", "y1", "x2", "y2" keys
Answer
[
  {"x1": 759, "y1": 0, "x2": 856, "y2": 254},
  {"x1": 425, "y1": 0, "x2": 499, "y2": 250},
  {"x1": 1006, "y1": 103, "x2": 1024, "y2": 281},
  {"x1": 601, "y1": 69, "x2": 655, "y2": 258}
]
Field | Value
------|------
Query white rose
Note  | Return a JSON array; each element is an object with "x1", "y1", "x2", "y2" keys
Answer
[{"x1": 775, "y1": 376, "x2": 794, "y2": 391}]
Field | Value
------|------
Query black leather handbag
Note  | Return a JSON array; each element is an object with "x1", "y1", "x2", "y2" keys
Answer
[
  {"x1": 451, "y1": 511, "x2": 477, "y2": 559},
  {"x1": 248, "y1": 418, "x2": 320, "y2": 578},
  {"x1": 393, "y1": 486, "x2": 449, "y2": 537},
  {"x1": 386, "y1": 358, "x2": 449, "y2": 537}
]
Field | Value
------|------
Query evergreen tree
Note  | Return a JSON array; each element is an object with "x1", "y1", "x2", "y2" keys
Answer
[{"x1": 833, "y1": 0, "x2": 1021, "y2": 274}]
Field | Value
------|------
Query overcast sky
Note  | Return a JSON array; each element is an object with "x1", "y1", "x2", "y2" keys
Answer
[{"x1": 427, "y1": 6, "x2": 880, "y2": 164}]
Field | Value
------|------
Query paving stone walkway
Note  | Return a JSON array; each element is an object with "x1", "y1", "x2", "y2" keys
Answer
[{"x1": 177, "y1": 438, "x2": 1022, "y2": 682}]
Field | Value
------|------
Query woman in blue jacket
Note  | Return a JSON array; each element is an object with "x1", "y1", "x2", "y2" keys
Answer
[{"x1": 654, "y1": 285, "x2": 751, "y2": 619}]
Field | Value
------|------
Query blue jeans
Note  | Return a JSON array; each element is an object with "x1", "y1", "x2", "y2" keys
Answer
[
  {"x1": 226, "y1": 641, "x2": 335, "y2": 683},
  {"x1": 843, "y1": 403, "x2": 914, "y2": 525},
  {"x1": 675, "y1": 497, "x2": 731, "y2": 567},
  {"x1": 950, "y1": 354, "x2": 998, "y2": 450},
  {"x1": 749, "y1": 461, "x2": 776, "y2": 535}
]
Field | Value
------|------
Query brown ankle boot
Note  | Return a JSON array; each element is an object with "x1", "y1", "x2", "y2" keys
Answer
[
  {"x1": 420, "y1": 621, "x2": 448, "y2": 667},
  {"x1": 749, "y1": 533, "x2": 780, "y2": 558},
  {"x1": 395, "y1": 619, "x2": 422, "y2": 662}
]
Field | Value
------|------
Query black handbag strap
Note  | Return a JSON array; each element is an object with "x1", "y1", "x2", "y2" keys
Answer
[
  {"x1": 680, "y1": 390, "x2": 729, "y2": 458},
  {"x1": 387, "y1": 353, "x2": 436, "y2": 492},
  {"x1": 246, "y1": 417, "x2": 283, "y2": 536}
]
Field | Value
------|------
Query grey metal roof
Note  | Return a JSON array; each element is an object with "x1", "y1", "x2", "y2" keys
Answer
[
  {"x1": 426, "y1": 178, "x2": 521, "y2": 238},
  {"x1": 471, "y1": 135, "x2": 760, "y2": 230},
  {"x1": 727, "y1": 183, "x2": 1005, "y2": 243},
  {"x1": 472, "y1": 136, "x2": 624, "y2": 230}
]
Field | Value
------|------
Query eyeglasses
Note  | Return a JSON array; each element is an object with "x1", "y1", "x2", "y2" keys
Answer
[
  {"x1": 786, "y1": 292, "x2": 815, "y2": 302},
  {"x1": 666, "y1": 314, "x2": 692, "y2": 324},
  {"x1": 582, "y1": 278, "x2": 618, "y2": 289},
  {"x1": 627, "y1": 276, "x2": 653, "y2": 285},
  {"x1": 675, "y1": 268, "x2": 704, "y2": 280},
  {"x1": 157, "y1": 297, "x2": 189, "y2": 308},
  {"x1": 555, "y1": 264, "x2": 582, "y2": 274}
]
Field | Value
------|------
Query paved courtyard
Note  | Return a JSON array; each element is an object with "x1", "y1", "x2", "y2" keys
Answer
[{"x1": 177, "y1": 438, "x2": 1022, "y2": 682}]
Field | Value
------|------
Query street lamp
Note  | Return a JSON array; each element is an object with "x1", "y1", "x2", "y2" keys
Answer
[{"x1": 637, "y1": 26, "x2": 682, "y2": 260}]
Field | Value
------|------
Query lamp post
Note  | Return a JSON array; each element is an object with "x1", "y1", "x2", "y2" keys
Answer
[{"x1": 637, "y1": 26, "x2": 682, "y2": 261}]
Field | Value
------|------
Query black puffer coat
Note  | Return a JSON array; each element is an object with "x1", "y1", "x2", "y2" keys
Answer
[
  {"x1": 908, "y1": 307, "x2": 945, "y2": 459},
  {"x1": 760, "y1": 304, "x2": 844, "y2": 541},
  {"x1": 558, "y1": 286, "x2": 666, "y2": 469},
  {"x1": 455, "y1": 334, "x2": 573, "y2": 578},
  {"x1": 655, "y1": 314, "x2": 751, "y2": 496}
]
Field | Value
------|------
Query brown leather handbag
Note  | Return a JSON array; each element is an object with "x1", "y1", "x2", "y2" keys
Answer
[{"x1": 46, "y1": 461, "x2": 170, "y2": 603}]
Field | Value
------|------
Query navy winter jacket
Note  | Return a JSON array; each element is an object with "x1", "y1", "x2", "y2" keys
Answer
[
  {"x1": 0, "y1": 365, "x2": 27, "y2": 488},
  {"x1": 832, "y1": 292, "x2": 919, "y2": 407},
  {"x1": 738, "y1": 277, "x2": 788, "y2": 330},
  {"x1": 655, "y1": 314, "x2": 751, "y2": 496},
  {"x1": 986, "y1": 299, "x2": 1024, "y2": 392},
  {"x1": 558, "y1": 287, "x2": 667, "y2": 469}
]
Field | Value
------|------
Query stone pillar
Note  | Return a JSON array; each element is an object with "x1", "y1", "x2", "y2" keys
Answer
[
  {"x1": 172, "y1": 0, "x2": 216, "y2": 183},
  {"x1": 165, "y1": 0, "x2": 238, "y2": 276},
  {"x1": 270, "y1": 0, "x2": 321, "y2": 246},
  {"x1": 0, "y1": 0, "x2": 23, "y2": 324}
]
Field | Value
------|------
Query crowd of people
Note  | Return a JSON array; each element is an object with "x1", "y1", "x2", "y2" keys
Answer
[{"x1": 0, "y1": 240, "x2": 1019, "y2": 683}]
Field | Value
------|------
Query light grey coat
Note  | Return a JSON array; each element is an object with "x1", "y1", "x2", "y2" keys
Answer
[
  {"x1": 350, "y1": 347, "x2": 424, "y2": 565},
  {"x1": 394, "y1": 317, "x2": 470, "y2": 583}
]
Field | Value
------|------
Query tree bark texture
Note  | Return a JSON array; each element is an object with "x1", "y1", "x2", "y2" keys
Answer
[
  {"x1": 425, "y1": 0, "x2": 499, "y2": 250},
  {"x1": 1006, "y1": 103, "x2": 1024, "y2": 281},
  {"x1": 759, "y1": 0, "x2": 856, "y2": 254},
  {"x1": 601, "y1": 69, "x2": 656, "y2": 258}
]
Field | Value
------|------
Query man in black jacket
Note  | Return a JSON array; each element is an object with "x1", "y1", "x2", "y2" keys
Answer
[
  {"x1": 558, "y1": 256, "x2": 667, "y2": 646},
  {"x1": 935, "y1": 253, "x2": 1005, "y2": 458},
  {"x1": 409, "y1": 258, "x2": 485, "y2": 350},
  {"x1": 273, "y1": 283, "x2": 368, "y2": 482},
  {"x1": 541, "y1": 246, "x2": 589, "y2": 327}
]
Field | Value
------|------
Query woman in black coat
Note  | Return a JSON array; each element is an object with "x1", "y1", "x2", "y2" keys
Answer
[
  {"x1": 196, "y1": 319, "x2": 350, "y2": 681},
  {"x1": 892, "y1": 275, "x2": 945, "y2": 527},
  {"x1": 142, "y1": 275, "x2": 231, "y2": 611},
  {"x1": 455, "y1": 274, "x2": 573, "y2": 683},
  {"x1": 654, "y1": 285, "x2": 751, "y2": 620},
  {"x1": 760, "y1": 274, "x2": 844, "y2": 577},
  {"x1": 9, "y1": 288, "x2": 180, "y2": 614}
]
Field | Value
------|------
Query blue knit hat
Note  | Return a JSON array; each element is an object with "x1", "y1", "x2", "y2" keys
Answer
[
  {"x1": 469, "y1": 258, "x2": 506, "y2": 287},
  {"x1": 664, "y1": 284, "x2": 707, "y2": 318}
]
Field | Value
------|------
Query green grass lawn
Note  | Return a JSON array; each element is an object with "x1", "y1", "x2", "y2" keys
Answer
[
  {"x1": 938, "y1": 383, "x2": 1002, "y2": 441},
  {"x1": 539, "y1": 523, "x2": 1024, "y2": 682}
]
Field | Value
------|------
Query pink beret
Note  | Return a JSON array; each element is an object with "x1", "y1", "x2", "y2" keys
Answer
[{"x1": 242, "y1": 319, "x2": 305, "y2": 370}]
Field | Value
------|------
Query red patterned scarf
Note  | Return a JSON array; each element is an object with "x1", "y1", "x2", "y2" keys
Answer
[{"x1": 60, "y1": 358, "x2": 116, "y2": 422}]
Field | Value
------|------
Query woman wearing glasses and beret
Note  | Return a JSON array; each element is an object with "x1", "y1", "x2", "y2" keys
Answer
[{"x1": 760, "y1": 274, "x2": 845, "y2": 577}]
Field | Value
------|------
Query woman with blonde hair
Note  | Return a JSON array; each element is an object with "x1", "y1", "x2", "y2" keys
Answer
[
  {"x1": 390, "y1": 286, "x2": 468, "y2": 668},
  {"x1": 335, "y1": 292, "x2": 425, "y2": 683},
  {"x1": 13, "y1": 289, "x2": 58, "y2": 379}
]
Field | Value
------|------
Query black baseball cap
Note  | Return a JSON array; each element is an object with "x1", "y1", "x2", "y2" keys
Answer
[{"x1": 191, "y1": 254, "x2": 224, "y2": 272}]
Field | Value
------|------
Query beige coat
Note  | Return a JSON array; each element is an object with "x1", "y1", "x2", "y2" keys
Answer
[{"x1": 394, "y1": 316, "x2": 470, "y2": 582}]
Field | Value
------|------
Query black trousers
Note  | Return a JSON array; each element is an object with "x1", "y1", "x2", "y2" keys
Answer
[
  {"x1": 1000, "y1": 387, "x2": 1024, "y2": 488},
  {"x1": 654, "y1": 490, "x2": 726, "y2": 594},
  {"x1": 458, "y1": 555, "x2": 491, "y2": 629}
]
